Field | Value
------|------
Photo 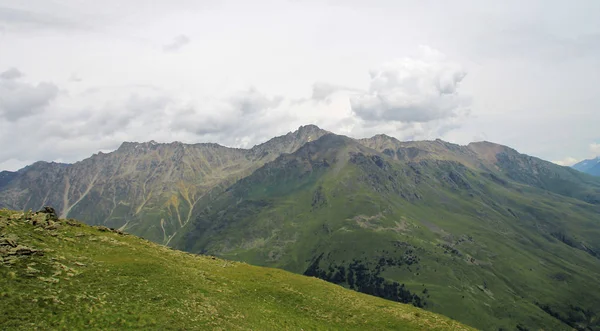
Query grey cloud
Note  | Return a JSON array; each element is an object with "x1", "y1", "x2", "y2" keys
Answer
[
  {"x1": 0, "y1": 85, "x2": 180, "y2": 168},
  {"x1": 69, "y1": 73, "x2": 82, "y2": 82},
  {"x1": 169, "y1": 89, "x2": 289, "y2": 145},
  {"x1": 82, "y1": 93, "x2": 172, "y2": 136},
  {"x1": 163, "y1": 34, "x2": 190, "y2": 52},
  {"x1": 0, "y1": 77, "x2": 59, "y2": 121},
  {"x1": 312, "y1": 82, "x2": 342, "y2": 101},
  {"x1": 350, "y1": 47, "x2": 469, "y2": 123},
  {"x1": 0, "y1": 6, "x2": 87, "y2": 31},
  {"x1": 0, "y1": 67, "x2": 23, "y2": 80},
  {"x1": 229, "y1": 88, "x2": 283, "y2": 114}
]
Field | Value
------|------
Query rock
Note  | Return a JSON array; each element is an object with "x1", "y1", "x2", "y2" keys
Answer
[
  {"x1": 8, "y1": 245, "x2": 42, "y2": 256},
  {"x1": 44, "y1": 221, "x2": 60, "y2": 231},
  {"x1": 74, "y1": 261, "x2": 86, "y2": 267},
  {"x1": 95, "y1": 226, "x2": 111, "y2": 232},
  {"x1": 74, "y1": 232, "x2": 86, "y2": 237},
  {"x1": 38, "y1": 206, "x2": 58, "y2": 220},
  {"x1": 65, "y1": 219, "x2": 82, "y2": 227},
  {"x1": 0, "y1": 237, "x2": 17, "y2": 247},
  {"x1": 38, "y1": 276, "x2": 60, "y2": 284},
  {"x1": 31, "y1": 214, "x2": 47, "y2": 226},
  {"x1": 3, "y1": 256, "x2": 17, "y2": 265}
]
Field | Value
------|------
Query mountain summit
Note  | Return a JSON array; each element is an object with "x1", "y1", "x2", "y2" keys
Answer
[
  {"x1": 573, "y1": 156, "x2": 600, "y2": 176},
  {"x1": 0, "y1": 125, "x2": 329, "y2": 244},
  {"x1": 1, "y1": 126, "x2": 600, "y2": 330}
]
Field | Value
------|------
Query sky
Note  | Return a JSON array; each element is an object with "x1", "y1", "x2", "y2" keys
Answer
[{"x1": 1, "y1": 0, "x2": 600, "y2": 171}]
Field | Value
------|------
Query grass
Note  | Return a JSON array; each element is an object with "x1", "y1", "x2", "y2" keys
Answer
[
  {"x1": 171, "y1": 135, "x2": 600, "y2": 330},
  {"x1": 0, "y1": 209, "x2": 472, "y2": 330}
]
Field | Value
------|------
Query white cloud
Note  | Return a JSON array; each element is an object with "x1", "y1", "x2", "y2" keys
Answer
[
  {"x1": 350, "y1": 46, "x2": 469, "y2": 123},
  {"x1": 0, "y1": 47, "x2": 475, "y2": 170},
  {"x1": 1, "y1": 1, "x2": 600, "y2": 169},
  {"x1": 552, "y1": 157, "x2": 580, "y2": 166},
  {"x1": 590, "y1": 143, "x2": 600, "y2": 157}
]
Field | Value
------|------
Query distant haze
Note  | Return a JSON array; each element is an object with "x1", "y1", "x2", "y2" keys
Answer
[{"x1": 1, "y1": 0, "x2": 599, "y2": 170}]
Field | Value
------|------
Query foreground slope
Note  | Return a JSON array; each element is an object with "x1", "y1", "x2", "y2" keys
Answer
[
  {"x1": 0, "y1": 208, "x2": 471, "y2": 331},
  {"x1": 0, "y1": 125, "x2": 328, "y2": 244},
  {"x1": 175, "y1": 134, "x2": 600, "y2": 331}
]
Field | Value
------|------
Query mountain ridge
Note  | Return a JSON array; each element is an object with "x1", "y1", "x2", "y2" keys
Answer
[
  {"x1": 172, "y1": 131, "x2": 600, "y2": 330},
  {"x1": 573, "y1": 156, "x2": 600, "y2": 176},
  {"x1": 2, "y1": 125, "x2": 600, "y2": 330}
]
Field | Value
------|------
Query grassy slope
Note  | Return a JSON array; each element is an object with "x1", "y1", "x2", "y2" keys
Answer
[
  {"x1": 174, "y1": 135, "x2": 600, "y2": 331},
  {"x1": 0, "y1": 209, "x2": 472, "y2": 331}
]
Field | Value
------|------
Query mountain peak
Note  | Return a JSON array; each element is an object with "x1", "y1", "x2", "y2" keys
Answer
[
  {"x1": 248, "y1": 124, "x2": 330, "y2": 157},
  {"x1": 294, "y1": 124, "x2": 329, "y2": 140},
  {"x1": 573, "y1": 156, "x2": 600, "y2": 176}
]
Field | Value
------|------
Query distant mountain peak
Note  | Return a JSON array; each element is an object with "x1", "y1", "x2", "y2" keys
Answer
[{"x1": 573, "y1": 156, "x2": 600, "y2": 176}]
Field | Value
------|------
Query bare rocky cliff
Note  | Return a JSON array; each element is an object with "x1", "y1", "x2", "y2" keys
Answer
[{"x1": 0, "y1": 125, "x2": 328, "y2": 243}]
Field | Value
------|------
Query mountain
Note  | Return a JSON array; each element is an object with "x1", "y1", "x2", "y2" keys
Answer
[
  {"x1": 0, "y1": 209, "x2": 471, "y2": 330},
  {"x1": 2, "y1": 125, "x2": 600, "y2": 330},
  {"x1": 573, "y1": 157, "x2": 600, "y2": 176},
  {"x1": 0, "y1": 125, "x2": 328, "y2": 244},
  {"x1": 172, "y1": 133, "x2": 600, "y2": 330}
]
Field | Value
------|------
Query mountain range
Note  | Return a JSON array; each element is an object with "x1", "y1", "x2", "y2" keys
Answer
[
  {"x1": 573, "y1": 157, "x2": 600, "y2": 177},
  {"x1": 2, "y1": 125, "x2": 600, "y2": 330}
]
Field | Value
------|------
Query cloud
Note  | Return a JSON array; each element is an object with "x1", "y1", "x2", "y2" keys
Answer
[
  {"x1": 163, "y1": 34, "x2": 190, "y2": 52},
  {"x1": 0, "y1": 67, "x2": 23, "y2": 80},
  {"x1": 311, "y1": 82, "x2": 344, "y2": 101},
  {"x1": 170, "y1": 88, "x2": 284, "y2": 141},
  {"x1": 552, "y1": 157, "x2": 580, "y2": 166},
  {"x1": 229, "y1": 88, "x2": 283, "y2": 115},
  {"x1": 0, "y1": 5, "x2": 87, "y2": 31},
  {"x1": 0, "y1": 84, "x2": 178, "y2": 169},
  {"x1": 0, "y1": 46, "x2": 471, "y2": 170},
  {"x1": 350, "y1": 46, "x2": 469, "y2": 123},
  {"x1": 590, "y1": 143, "x2": 600, "y2": 157},
  {"x1": 69, "y1": 73, "x2": 82, "y2": 82},
  {"x1": 0, "y1": 70, "x2": 59, "y2": 121}
]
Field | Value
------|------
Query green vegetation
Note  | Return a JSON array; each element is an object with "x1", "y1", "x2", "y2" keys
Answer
[
  {"x1": 0, "y1": 208, "x2": 472, "y2": 330},
  {"x1": 172, "y1": 134, "x2": 600, "y2": 330},
  {"x1": 3, "y1": 126, "x2": 600, "y2": 330}
]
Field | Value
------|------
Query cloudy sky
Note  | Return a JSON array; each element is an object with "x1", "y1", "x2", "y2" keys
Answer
[{"x1": 1, "y1": 0, "x2": 600, "y2": 170}]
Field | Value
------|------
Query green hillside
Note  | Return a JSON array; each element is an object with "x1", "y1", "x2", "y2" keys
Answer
[
  {"x1": 173, "y1": 134, "x2": 600, "y2": 331},
  {"x1": 0, "y1": 208, "x2": 472, "y2": 330}
]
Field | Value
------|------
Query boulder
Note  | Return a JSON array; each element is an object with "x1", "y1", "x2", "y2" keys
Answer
[
  {"x1": 38, "y1": 206, "x2": 58, "y2": 220},
  {"x1": 8, "y1": 245, "x2": 42, "y2": 256}
]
